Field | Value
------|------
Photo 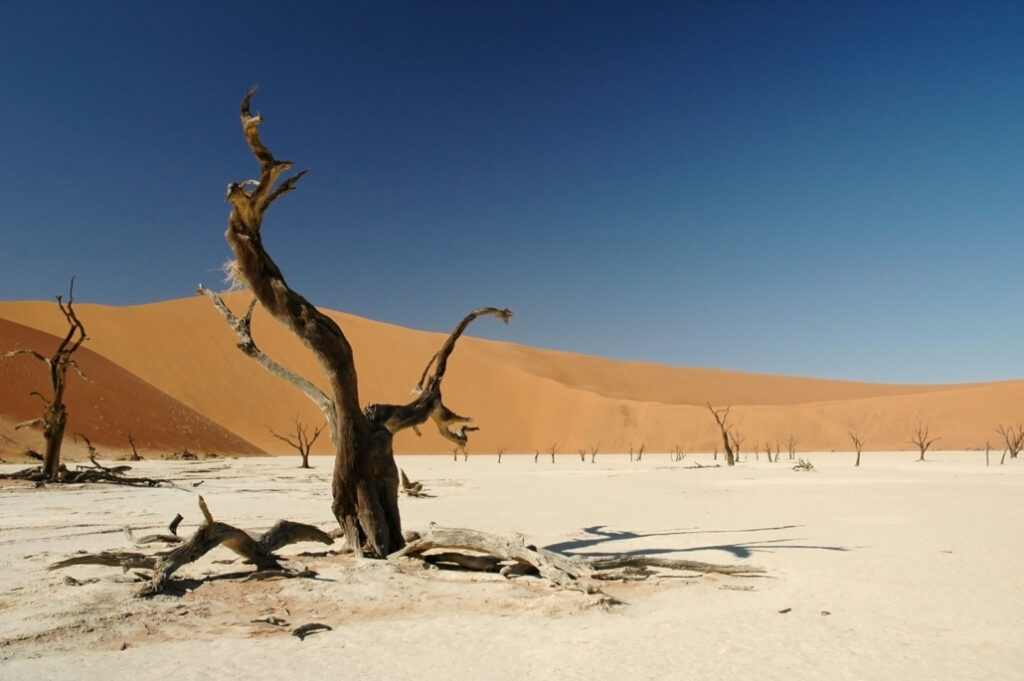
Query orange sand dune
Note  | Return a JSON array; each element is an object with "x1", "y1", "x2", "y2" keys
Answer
[
  {"x1": 0, "y1": 318, "x2": 263, "y2": 459},
  {"x1": 1, "y1": 295, "x2": 1021, "y2": 455}
]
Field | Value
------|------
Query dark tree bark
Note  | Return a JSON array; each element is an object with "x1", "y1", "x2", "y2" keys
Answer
[
  {"x1": 706, "y1": 403, "x2": 736, "y2": 466},
  {"x1": 5, "y1": 280, "x2": 88, "y2": 481},
  {"x1": 219, "y1": 89, "x2": 509, "y2": 557}
]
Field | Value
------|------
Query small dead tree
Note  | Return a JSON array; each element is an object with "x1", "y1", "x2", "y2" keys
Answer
[
  {"x1": 589, "y1": 443, "x2": 599, "y2": 463},
  {"x1": 994, "y1": 424, "x2": 1024, "y2": 461},
  {"x1": 496, "y1": 447, "x2": 505, "y2": 463},
  {"x1": 269, "y1": 417, "x2": 324, "y2": 468},
  {"x1": 577, "y1": 448, "x2": 586, "y2": 462},
  {"x1": 630, "y1": 442, "x2": 646, "y2": 462},
  {"x1": 670, "y1": 444, "x2": 686, "y2": 463},
  {"x1": 706, "y1": 404, "x2": 736, "y2": 466},
  {"x1": 910, "y1": 423, "x2": 940, "y2": 462},
  {"x1": 549, "y1": 442, "x2": 558, "y2": 463},
  {"x1": 207, "y1": 89, "x2": 511, "y2": 556},
  {"x1": 786, "y1": 435, "x2": 797, "y2": 461},
  {"x1": 5, "y1": 279, "x2": 89, "y2": 481},
  {"x1": 849, "y1": 430, "x2": 865, "y2": 467},
  {"x1": 127, "y1": 433, "x2": 143, "y2": 461},
  {"x1": 729, "y1": 431, "x2": 745, "y2": 462}
]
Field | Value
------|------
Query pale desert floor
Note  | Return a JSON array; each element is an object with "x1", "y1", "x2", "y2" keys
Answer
[{"x1": 0, "y1": 451, "x2": 1021, "y2": 680}]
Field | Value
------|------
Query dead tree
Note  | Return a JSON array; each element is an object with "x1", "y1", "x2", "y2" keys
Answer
[
  {"x1": 577, "y1": 448, "x2": 586, "y2": 462},
  {"x1": 127, "y1": 433, "x2": 143, "y2": 461},
  {"x1": 589, "y1": 443, "x2": 599, "y2": 463},
  {"x1": 670, "y1": 444, "x2": 686, "y2": 463},
  {"x1": 849, "y1": 430, "x2": 865, "y2": 467},
  {"x1": 786, "y1": 435, "x2": 797, "y2": 461},
  {"x1": 549, "y1": 442, "x2": 558, "y2": 463},
  {"x1": 212, "y1": 89, "x2": 510, "y2": 557},
  {"x1": 729, "y1": 431, "x2": 745, "y2": 462},
  {"x1": 269, "y1": 417, "x2": 324, "y2": 468},
  {"x1": 910, "y1": 423, "x2": 940, "y2": 462},
  {"x1": 4, "y1": 280, "x2": 88, "y2": 481},
  {"x1": 706, "y1": 404, "x2": 736, "y2": 466},
  {"x1": 994, "y1": 424, "x2": 1024, "y2": 461},
  {"x1": 496, "y1": 447, "x2": 505, "y2": 463}
]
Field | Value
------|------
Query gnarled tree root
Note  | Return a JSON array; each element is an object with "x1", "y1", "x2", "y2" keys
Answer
[
  {"x1": 390, "y1": 524, "x2": 765, "y2": 595},
  {"x1": 48, "y1": 496, "x2": 333, "y2": 596}
]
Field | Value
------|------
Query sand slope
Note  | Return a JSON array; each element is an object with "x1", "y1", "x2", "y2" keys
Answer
[
  {"x1": 0, "y1": 318, "x2": 263, "y2": 458},
  {"x1": 1, "y1": 294, "x2": 1021, "y2": 455}
]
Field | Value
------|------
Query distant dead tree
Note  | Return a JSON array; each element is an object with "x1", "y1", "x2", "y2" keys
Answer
[
  {"x1": 589, "y1": 443, "x2": 599, "y2": 463},
  {"x1": 670, "y1": 444, "x2": 686, "y2": 463},
  {"x1": 577, "y1": 447, "x2": 587, "y2": 462},
  {"x1": 4, "y1": 280, "x2": 89, "y2": 481},
  {"x1": 127, "y1": 433, "x2": 143, "y2": 461},
  {"x1": 630, "y1": 442, "x2": 646, "y2": 462},
  {"x1": 706, "y1": 404, "x2": 736, "y2": 466},
  {"x1": 848, "y1": 430, "x2": 865, "y2": 468},
  {"x1": 984, "y1": 440, "x2": 991, "y2": 466},
  {"x1": 910, "y1": 423, "x2": 940, "y2": 462},
  {"x1": 786, "y1": 435, "x2": 797, "y2": 461},
  {"x1": 729, "y1": 431, "x2": 745, "y2": 462},
  {"x1": 269, "y1": 417, "x2": 324, "y2": 468},
  {"x1": 994, "y1": 424, "x2": 1023, "y2": 462},
  {"x1": 204, "y1": 89, "x2": 511, "y2": 556},
  {"x1": 496, "y1": 447, "x2": 505, "y2": 464},
  {"x1": 534, "y1": 450, "x2": 540, "y2": 463},
  {"x1": 549, "y1": 442, "x2": 558, "y2": 463}
]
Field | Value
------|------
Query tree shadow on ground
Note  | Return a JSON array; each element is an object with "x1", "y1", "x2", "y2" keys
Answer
[{"x1": 545, "y1": 524, "x2": 849, "y2": 559}]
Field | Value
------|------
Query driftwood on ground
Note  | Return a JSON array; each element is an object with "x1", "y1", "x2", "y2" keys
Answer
[
  {"x1": 0, "y1": 452, "x2": 170, "y2": 487},
  {"x1": 391, "y1": 523, "x2": 764, "y2": 595},
  {"x1": 49, "y1": 496, "x2": 333, "y2": 597},
  {"x1": 399, "y1": 469, "x2": 425, "y2": 496}
]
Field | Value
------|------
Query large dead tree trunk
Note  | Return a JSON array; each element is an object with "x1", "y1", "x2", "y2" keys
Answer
[
  {"x1": 5, "y1": 280, "x2": 88, "y2": 481},
  {"x1": 219, "y1": 89, "x2": 509, "y2": 557}
]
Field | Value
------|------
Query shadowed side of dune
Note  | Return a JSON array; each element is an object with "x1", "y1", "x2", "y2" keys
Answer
[{"x1": 0, "y1": 318, "x2": 264, "y2": 458}]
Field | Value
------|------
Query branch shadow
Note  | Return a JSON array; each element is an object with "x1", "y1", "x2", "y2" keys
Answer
[{"x1": 545, "y1": 524, "x2": 850, "y2": 560}]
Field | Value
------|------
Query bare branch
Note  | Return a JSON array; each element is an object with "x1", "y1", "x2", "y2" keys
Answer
[
  {"x1": 4, "y1": 349, "x2": 51, "y2": 365},
  {"x1": 198, "y1": 286, "x2": 335, "y2": 430},
  {"x1": 417, "y1": 307, "x2": 514, "y2": 393}
]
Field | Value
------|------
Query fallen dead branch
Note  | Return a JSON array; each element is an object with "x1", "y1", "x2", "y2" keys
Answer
[
  {"x1": 390, "y1": 523, "x2": 764, "y2": 595},
  {"x1": 48, "y1": 496, "x2": 333, "y2": 596},
  {"x1": 0, "y1": 439, "x2": 171, "y2": 487},
  {"x1": 0, "y1": 459, "x2": 171, "y2": 486},
  {"x1": 399, "y1": 469, "x2": 425, "y2": 496}
]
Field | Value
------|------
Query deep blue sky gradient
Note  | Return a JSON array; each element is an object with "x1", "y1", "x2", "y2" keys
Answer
[{"x1": 2, "y1": 1, "x2": 1022, "y2": 383}]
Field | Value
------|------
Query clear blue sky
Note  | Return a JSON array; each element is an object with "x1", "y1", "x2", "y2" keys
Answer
[{"x1": 2, "y1": 1, "x2": 1022, "y2": 384}]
